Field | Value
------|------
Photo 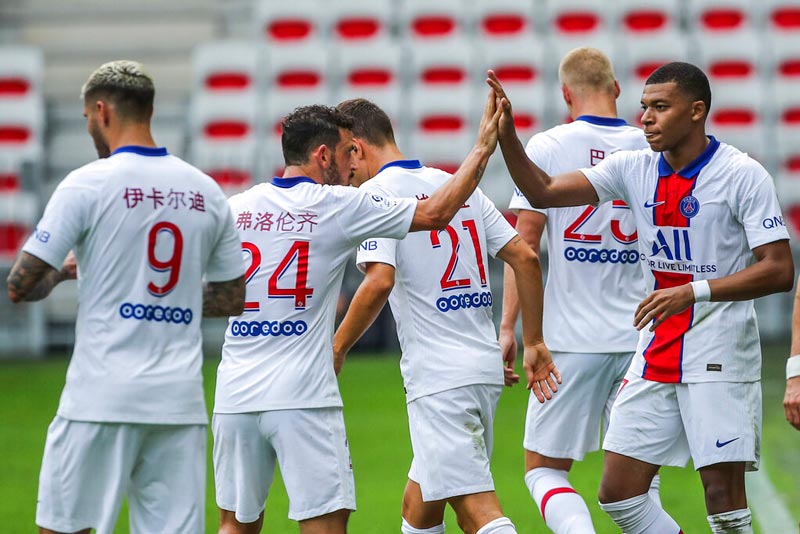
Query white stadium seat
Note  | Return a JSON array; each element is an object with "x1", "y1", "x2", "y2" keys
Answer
[
  {"x1": 191, "y1": 40, "x2": 264, "y2": 94},
  {"x1": 255, "y1": 0, "x2": 327, "y2": 43}
]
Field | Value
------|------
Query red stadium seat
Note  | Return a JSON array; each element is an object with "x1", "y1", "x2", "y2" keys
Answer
[
  {"x1": 617, "y1": 0, "x2": 680, "y2": 36},
  {"x1": 407, "y1": 87, "x2": 473, "y2": 174},
  {"x1": 474, "y1": 0, "x2": 535, "y2": 39},
  {"x1": 0, "y1": 46, "x2": 43, "y2": 100},
  {"x1": 616, "y1": 30, "x2": 690, "y2": 85},
  {"x1": 331, "y1": 0, "x2": 391, "y2": 43},
  {"x1": 688, "y1": 0, "x2": 752, "y2": 32},
  {"x1": 694, "y1": 30, "x2": 762, "y2": 85},
  {"x1": 401, "y1": 0, "x2": 465, "y2": 40},
  {"x1": 707, "y1": 81, "x2": 769, "y2": 165},
  {"x1": 192, "y1": 41, "x2": 263, "y2": 94},
  {"x1": 0, "y1": 192, "x2": 37, "y2": 263},
  {"x1": 256, "y1": 0, "x2": 326, "y2": 43},
  {"x1": 547, "y1": 0, "x2": 608, "y2": 37},
  {"x1": 335, "y1": 39, "x2": 402, "y2": 119},
  {"x1": 408, "y1": 36, "x2": 474, "y2": 90}
]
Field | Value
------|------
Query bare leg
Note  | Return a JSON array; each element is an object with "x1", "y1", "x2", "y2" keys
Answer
[
  {"x1": 39, "y1": 529, "x2": 91, "y2": 534},
  {"x1": 218, "y1": 508, "x2": 263, "y2": 534},
  {"x1": 598, "y1": 451, "x2": 659, "y2": 503},
  {"x1": 402, "y1": 479, "x2": 447, "y2": 529},
  {"x1": 698, "y1": 462, "x2": 747, "y2": 515},
  {"x1": 299, "y1": 509, "x2": 351, "y2": 534},
  {"x1": 449, "y1": 491, "x2": 506, "y2": 534}
]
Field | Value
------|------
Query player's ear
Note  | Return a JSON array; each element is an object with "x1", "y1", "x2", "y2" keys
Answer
[
  {"x1": 311, "y1": 143, "x2": 329, "y2": 168},
  {"x1": 690, "y1": 100, "x2": 707, "y2": 123},
  {"x1": 351, "y1": 138, "x2": 366, "y2": 161},
  {"x1": 613, "y1": 79, "x2": 621, "y2": 99},
  {"x1": 561, "y1": 84, "x2": 572, "y2": 107},
  {"x1": 96, "y1": 100, "x2": 111, "y2": 127}
]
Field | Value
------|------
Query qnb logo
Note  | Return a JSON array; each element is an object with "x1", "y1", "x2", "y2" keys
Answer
[
  {"x1": 229, "y1": 319, "x2": 308, "y2": 337},
  {"x1": 436, "y1": 291, "x2": 492, "y2": 313},
  {"x1": 650, "y1": 229, "x2": 692, "y2": 261},
  {"x1": 119, "y1": 303, "x2": 193, "y2": 324},
  {"x1": 762, "y1": 215, "x2": 785, "y2": 229},
  {"x1": 33, "y1": 227, "x2": 50, "y2": 243},
  {"x1": 564, "y1": 247, "x2": 640, "y2": 265},
  {"x1": 359, "y1": 240, "x2": 378, "y2": 251}
]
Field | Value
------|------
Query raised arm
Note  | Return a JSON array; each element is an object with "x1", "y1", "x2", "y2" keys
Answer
[
  {"x1": 487, "y1": 70, "x2": 598, "y2": 209},
  {"x1": 409, "y1": 89, "x2": 501, "y2": 231},
  {"x1": 496, "y1": 234, "x2": 561, "y2": 402},
  {"x1": 333, "y1": 262, "x2": 395, "y2": 374},
  {"x1": 634, "y1": 240, "x2": 794, "y2": 331},
  {"x1": 7, "y1": 251, "x2": 75, "y2": 303},
  {"x1": 785, "y1": 277, "x2": 800, "y2": 431},
  {"x1": 203, "y1": 276, "x2": 246, "y2": 317}
]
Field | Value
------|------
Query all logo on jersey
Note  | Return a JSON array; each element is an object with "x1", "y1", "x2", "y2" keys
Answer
[{"x1": 679, "y1": 195, "x2": 700, "y2": 218}]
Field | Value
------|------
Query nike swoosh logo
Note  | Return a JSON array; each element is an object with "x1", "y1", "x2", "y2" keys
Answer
[
  {"x1": 644, "y1": 200, "x2": 665, "y2": 208},
  {"x1": 715, "y1": 437, "x2": 740, "y2": 448}
]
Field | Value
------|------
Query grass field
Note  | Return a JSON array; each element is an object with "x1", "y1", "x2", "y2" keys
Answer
[{"x1": 1, "y1": 344, "x2": 798, "y2": 533}]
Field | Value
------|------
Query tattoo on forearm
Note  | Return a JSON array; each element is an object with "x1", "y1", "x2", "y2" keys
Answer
[
  {"x1": 473, "y1": 163, "x2": 486, "y2": 183},
  {"x1": 7, "y1": 253, "x2": 61, "y2": 303},
  {"x1": 203, "y1": 276, "x2": 246, "y2": 317}
]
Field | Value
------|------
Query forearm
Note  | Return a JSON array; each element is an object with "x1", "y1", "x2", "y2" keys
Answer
[
  {"x1": 498, "y1": 133, "x2": 554, "y2": 209},
  {"x1": 333, "y1": 280, "x2": 391, "y2": 357},
  {"x1": 7, "y1": 252, "x2": 63, "y2": 303},
  {"x1": 707, "y1": 253, "x2": 793, "y2": 303},
  {"x1": 791, "y1": 285, "x2": 800, "y2": 355},
  {"x1": 203, "y1": 276, "x2": 246, "y2": 317},
  {"x1": 500, "y1": 262, "x2": 520, "y2": 336},
  {"x1": 412, "y1": 146, "x2": 491, "y2": 231}
]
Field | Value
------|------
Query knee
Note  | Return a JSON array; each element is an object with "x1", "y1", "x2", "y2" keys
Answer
[{"x1": 598, "y1": 479, "x2": 624, "y2": 505}]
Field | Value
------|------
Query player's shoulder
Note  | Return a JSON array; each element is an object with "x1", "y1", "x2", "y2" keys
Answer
[{"x1": 714, "y1": 141, "x2": 769, "y2": 179}]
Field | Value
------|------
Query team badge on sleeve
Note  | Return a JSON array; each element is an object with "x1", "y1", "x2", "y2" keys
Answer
[{"x1": 367, "y1": 194, "x2": 397, "y2": 211}]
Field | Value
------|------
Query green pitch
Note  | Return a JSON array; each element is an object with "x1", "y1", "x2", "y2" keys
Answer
[{"x1": 1, "y1": 345, "x2": 797, "y2": 533}]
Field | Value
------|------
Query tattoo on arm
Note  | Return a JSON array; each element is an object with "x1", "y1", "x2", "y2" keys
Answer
[
  {"x1": 7, "y1": 252, "x2": 63, "y2": 303},
  {"x1": 473, "y1": 163, "x2": 486, "y2": 183},
  {"x1": 203, "y1": 275, "x2": 246, "y2": 317}
]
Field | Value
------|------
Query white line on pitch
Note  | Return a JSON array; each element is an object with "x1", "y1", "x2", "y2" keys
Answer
[{"x1": 746, "y1": 464, "x2": 797, "y2": 534}]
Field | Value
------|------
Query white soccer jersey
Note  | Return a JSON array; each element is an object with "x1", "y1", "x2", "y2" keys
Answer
[
  {"x1": 214, "y1": 176, "x2": 416, "y2": 413},
  {"x1": 357, "y1": 160, "x2": 516, "y2": 402},
  {"x1": 509, "y1": 116, "x2": 649, "y2": 353},
  {"x1": 583, "y1": 137, "x2": 790, "y2": 383},
  {"x1": 22, "y1": 146, "x2": 245, "y2": 424}
]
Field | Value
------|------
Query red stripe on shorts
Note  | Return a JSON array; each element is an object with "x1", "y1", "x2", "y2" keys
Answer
[{"x1": 541, "y1": 487, "x2": 578, "y2": 523}]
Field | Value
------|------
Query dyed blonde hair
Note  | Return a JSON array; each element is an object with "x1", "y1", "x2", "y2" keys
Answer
[
  {"x1": 81, "y1": 60, "x2": 155, "y2": 120},
  {"x1": 558, "y1": 47, "x2": 616, "y2": 94}
]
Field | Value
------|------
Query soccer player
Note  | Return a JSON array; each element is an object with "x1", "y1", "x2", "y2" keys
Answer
[
  {"x1": 489, "y1": 62, "x2": 794, "y2": 534},
  {"x1": 6, "y1": 60, "x2": 246, "y2": 534},
  {"x1": 784, "y1": 281, "x2": 800, "y2": 431},
  {"x1": 498, "y1": 48, "x2": 659, "y2": 534},
  {"x1": 332, "y1": 98, "x2": 560, "y2": 534},
  {"x1": 213, "y1": 95, "x2": 503, "y2": 534}
]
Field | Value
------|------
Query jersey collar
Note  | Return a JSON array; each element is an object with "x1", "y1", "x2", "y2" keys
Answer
[
  {"x1": 574, "y1": 115, "x2": 628, "y2": 127},
  {"x1": 271, "y1": 176, "x2": 317, "y2": 188},
  {"x1": 377, "y1": 159, "x2": 423, "y2": 174},
  {"x1": 657, "y1": 136, "x2": 721, "y2": 178},
  {"x1": 111, "y1": 145, "x2": 168, "y2": 157}
]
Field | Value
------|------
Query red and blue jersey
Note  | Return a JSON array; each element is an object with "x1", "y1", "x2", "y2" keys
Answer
[{"x1": 583, "y1": 137, "x2": 790, "y2": 383}]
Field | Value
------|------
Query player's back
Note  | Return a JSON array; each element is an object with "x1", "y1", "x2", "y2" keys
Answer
[
  {"x1": 40, "y1": 147, "x2": 241, "y2": 424},
  {"x1": 216, "y1": 177, "x2": 415, "y2": 413},
  {"x1": 359, "y1": 161, "x2": 516, "y2": 401},
  {"x1": 511, "y1": 117, "x2": 649, "y2": 353}
]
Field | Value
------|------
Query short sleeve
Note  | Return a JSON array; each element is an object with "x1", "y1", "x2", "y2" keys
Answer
[
  {"x1": 22, "y1": 180, "x2": 93, "y2": 270},
  {"x1": 734, "y1": 168, "x2": 790, "y2": 250},
  {"x1": 477, "y1": 190, "x2": 518, "y2": 257},
  {"x1": 355, "y1": 237, "x2": 398, "y2": 272},
  {"x1": 206, "y1": 198, "x2": 246, "y2": 282},
  {"x1": 581, "y1": 151, "x2": 629, "y2": 205},
  {"x1": 508, "y1": 133, "x2": 553, "y2": 215},
  {"x1": 340, "y1": 183, "x2": 416, "y2": 244}
]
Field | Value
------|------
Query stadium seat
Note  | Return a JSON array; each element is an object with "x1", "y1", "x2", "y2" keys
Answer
[
  {"x1": 406, "y1": 86, "x2": 473, "y2": 174},
  {"x1": 255, "y1": 0, "x2": 327, "y2": 43},
  {"x1": 400, "y1": 0, "x2": 467, "y2": 40},
  {"x1": 189, "y1": 92, "x2": 259, "y2": 191},
  {"x1": 615, "y1": 0, "x2": 680, "y2": 36},
  {"x1": 546, "y1": 0, "x2": 611, "y2": 38},
  {"x1": 477, "y1": 35, "x2": 549, "y2": 136},
  {"x1": 191, "y1": 40, "x2": 264, "y2": 94},
  {"x1": 764, "y1": 0, "x2": 800, "y2": 32},
  {"x1": 335, "y1": 38, "x2": 401, "y2": 94},
  {"x1": 330, "y1": 0, "x2": 392, "y2": 44},
  {"x1": 687, "y1": 0, "x2": 752, "y2": 33},
  {"x1": 615, "y1": 30, "x2": 691, "y2": 85},
  {"x1": 407, "y1": 36, "x2": 476, "y2": 91},
  {"x1": 0, "y1": 46, "x2": 44, "y2": 100},
  {"x1": 0, "y1": 153, "x2": 27, "y2": 193},
  {"x1": 0, "y1": 192, "x2": 38, "y2": 263},
  {"x1": 693, "y1": 29, "x2": 762, "y2": 85},
  {"x1": 773, "y1": 80, "x2": 800, "y2": 174},
  {"x1": 266, "y1": 40, "x2": 330, "y2": 96},
  {"x1": 0, "y1": 98, "x2": 44, "y2": 161},
  {"x1": 767, "y1": 32, "x2": 800, "y2": 81},
  {"x1": 473, "y1": 0, "x2": 537, "y2": 39},
  {"x1": 707, "y1": 80, "x2": 769, "y2": 165}
]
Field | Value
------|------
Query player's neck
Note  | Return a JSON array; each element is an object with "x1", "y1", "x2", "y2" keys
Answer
[
  {"x1": 662, "y1": 129, "x2": 711, "y2": 173},
  {"x1": 283, "y1": 164, "x2": 321, "y2": 183},
  {"x1": 107, "y1": 124, "x2": 157, "y2": 153},
  {"x1": 569, "y1": 99, "x2": 618, "y2": 120},
  {"x1": 370, "y1": 144, "x2": 406, "y2": 170}
]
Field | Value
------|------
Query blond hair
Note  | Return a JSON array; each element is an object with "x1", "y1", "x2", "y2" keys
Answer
[
  {"x1": 558, "y1": 47, "x2": 616, "y2": 95},
  {"x1": 81, "y1": 60, "x2": 155, "y2": 120}
]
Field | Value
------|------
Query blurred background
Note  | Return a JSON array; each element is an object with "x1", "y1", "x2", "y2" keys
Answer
[{"x1": 0, "y1": 0, "x2": 798, "y2": 354}]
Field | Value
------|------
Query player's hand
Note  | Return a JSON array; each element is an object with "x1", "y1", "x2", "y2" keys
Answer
[
  {"x1": 499, "y1": 329, "x2": 520, "y2": 387},
  {"x1": 60, "y1": 251, "x2": 77, "y2": 281},
  {"x1": 784, "y1": 376, "x2": 800, "y2": 431},
  {"x1": 523, "y1": 341, "x2": 561, "y2": 403},
  {"x1": 486, "y1": 70, "x2": 516, "y2": 141},
  {"x1": 475, "y1": 87, "x2": 502, "y2": 155},
  {"x1": 634, "y1": 284, "x2": 695, "y2": 332}
]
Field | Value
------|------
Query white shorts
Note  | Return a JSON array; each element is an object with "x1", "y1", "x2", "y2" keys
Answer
[
  {"x1": 36, "y1": 416, "x2": 206, "y2": 534},
  {"x1": 407, "y1": 384, "x2": 502, "y2": 502},
  {"x1": 212, "y1": 407, "x2": 356, "y2": 523},
  {"x1": 603, "y1": 372, "x2": 761, "y2": 471},
  {"x1": 524, "y1": 351, "x2": 633, "y2": 460}
]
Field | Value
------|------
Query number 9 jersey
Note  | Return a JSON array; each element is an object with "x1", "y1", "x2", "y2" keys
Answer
[{"x1": 21, "y1": 146, "x2": 245, "y2": 425}]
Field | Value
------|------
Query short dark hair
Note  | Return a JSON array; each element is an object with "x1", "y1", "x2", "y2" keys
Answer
[
  {"x1": 336, "y1": 98, "x2": 396, "y2": 147},
  {"x1": 281, "y1": 105, "x2": 354, "y2": 166},
  {"x1": 645, "y1": 61, "x2": 712, "y2": 115},
  {"x1": 81, "y1": 60, "x2": 155, "y2": 122}
]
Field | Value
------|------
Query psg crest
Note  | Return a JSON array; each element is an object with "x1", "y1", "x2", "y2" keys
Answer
[{"x1": 679, "y1": 195, "x2": 700, "y2": 218}]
